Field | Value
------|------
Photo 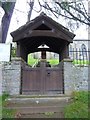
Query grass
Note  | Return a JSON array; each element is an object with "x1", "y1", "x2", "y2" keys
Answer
[
  {"x1": 28, "y1": 54, "x2": 38, "y2": 66},
  {"x1": 44, "y1": 112, "x2": 54, "y2": 117},
  {"x1": 73, "y1": 60, "x2": 90, "y2": 65},
  {"x1": 28, "y1": 55, "x2": 59, "y2": 66},
  {"x1": 0, "y1": 95, "x2": 2, "y2": 119},
  {"x1": 28, "y1": 54, "x2": 90, "y2": 66},
  {"x1": 2, "y1": 93, "x2": 16, "y2": 118},
  {"x1": 47, "y1": 59, "x2": 59, "y2": 65},
  {"x1": 64, "y1": 91, "x2": 89, "y2": 118}
]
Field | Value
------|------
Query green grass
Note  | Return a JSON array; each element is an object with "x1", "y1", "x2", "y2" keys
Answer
[
  {"x1": 2, "y1": 93, "x2": 16, "y2": 118},
  {"x1": 64, "y1": 91, "x2": 89, "y2": 118},
  {"x1": 28, "y1": 54, "x2": 90, "y2": 66},
  {"x1": 72, "y1": 60, "x2": 90, "y2": 65},
  {"x1": 28, "y1": 54, "x2": 38, "y2": 66},
  {"x1": 72, "y1": 91, "x2": 88, "y2": 104},
  {"x1": 47, "y1": 59, "x2": 59, "y2": 65},
  {"x1": 28, "y1": 55, "x2": 59, "y2": 66},
  {"x1": 44, "y1": 112, "x2": 54, "y2": 117},
  {"x1": 0, "y1": 96, "x2": 2, "y2": 119}
]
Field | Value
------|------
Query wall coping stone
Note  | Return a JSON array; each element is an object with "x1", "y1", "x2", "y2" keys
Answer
[
  {"x1": 63, "y1": 58, "x2": 73, "y2": 62},
  {"x1": 11, "y1": 57, "x2": 24, "y2": 62}
]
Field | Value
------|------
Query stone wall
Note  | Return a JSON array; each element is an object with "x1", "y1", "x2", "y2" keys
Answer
[
  {"x1": 63, "y1": 59, "x2": 88, "y2": 95},
  {"x1": 1, "y1": 57, "x2": 23, "y2": 95}
]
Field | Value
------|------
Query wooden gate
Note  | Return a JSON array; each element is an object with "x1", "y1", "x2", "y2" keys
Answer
[{"x1": 21, "y1": 64, "x2": 64, "y2": 95}]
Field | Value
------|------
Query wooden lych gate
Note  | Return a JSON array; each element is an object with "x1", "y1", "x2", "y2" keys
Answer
[{"x1": 11, "y1": 13, "x2": 75, "y2": 95}]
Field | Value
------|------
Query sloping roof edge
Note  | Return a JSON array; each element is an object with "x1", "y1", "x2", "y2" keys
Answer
[{"x1": 11, "y1": 12, "x2": 75, "y2": 40}]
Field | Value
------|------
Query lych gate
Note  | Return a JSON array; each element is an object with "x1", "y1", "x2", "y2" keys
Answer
[{"x1": 11, "y1": 13, "x2": 75, "y2": 95}]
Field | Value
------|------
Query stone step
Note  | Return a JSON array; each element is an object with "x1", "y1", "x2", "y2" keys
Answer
[
  {"x1": 6, "y1": 96, "x2": 70, "y2": 107},
  {"x1": 9, "y1": 94, "x2": 70, "y2": 98},
  {"x1": 6, "y1": 105, "x2": 65, "y2": 114},
  {"x1": 5, "y1": 96, "x2": 71, "y2": 118},
  {"x1": 7, "y1": 96, "x2": 71, "y2": 102},
  {"x1": 20, "y1": 112, "x2": 64, "y2": 118}
]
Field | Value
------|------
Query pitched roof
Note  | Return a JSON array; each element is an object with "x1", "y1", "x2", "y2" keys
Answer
[{"x1": 11, "y1": 12, "x2": 75, "y2": 42}]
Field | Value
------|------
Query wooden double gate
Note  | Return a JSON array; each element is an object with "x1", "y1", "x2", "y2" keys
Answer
[{"x1": 21, "y1": 65, "x2": 64, "y2": 95}]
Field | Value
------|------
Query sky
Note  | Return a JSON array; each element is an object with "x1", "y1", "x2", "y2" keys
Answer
[{"x1": 0, "y1": 0, "x2": 88, "y2": 43}]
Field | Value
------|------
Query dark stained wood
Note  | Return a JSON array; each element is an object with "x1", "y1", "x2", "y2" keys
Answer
[
  {"x1": 11, "y1": 13, "x2": 75, "y2": 42},
  {"x1": 21, "y1": 63, "x2": 64, "y2": 95},
  {"x1": 11, "y1": 30, "x2": 73, "y2": 42},
  {"x1": 22, "y1": 68, "x2": 41, "y2": 94},
  {"x1": 41, "y1": 51, "x2": 46, "y2": 59}
]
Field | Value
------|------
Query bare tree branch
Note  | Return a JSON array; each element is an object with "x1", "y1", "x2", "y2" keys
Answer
[
  {"x1": 55, "y1": 2, "x2": 90, "y2": 26},
  {"x1": 27, "y1": 0, "x2": 34, "y2": 21},
  {"x1": 32, "y1": 0, "x2": 42, "y2": 13},
  {"x1": 68, "y1": 4, "x2": 89, "y2": 22},
  {"x1": 15, "y1": 8, "x2": 27, "y2": 15}
]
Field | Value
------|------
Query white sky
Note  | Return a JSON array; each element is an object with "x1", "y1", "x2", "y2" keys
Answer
[{"x1": 0, "y1": 0, "x2": 88, "y2": 43}]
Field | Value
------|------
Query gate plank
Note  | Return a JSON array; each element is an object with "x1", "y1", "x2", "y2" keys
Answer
[{"x1": 22, "y1": 67, "x2": 64, "y2": 95}]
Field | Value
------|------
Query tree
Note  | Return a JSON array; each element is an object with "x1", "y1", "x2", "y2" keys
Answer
[
  {"x1": 1, "y1": 1, "x2": 16, "y2": 43},
  {"x1": 27, "y1": 0, "x2": 89, "y2": 31},
  {"x1": 27, "y1": 0, "x2": 35, "y2": 21}
]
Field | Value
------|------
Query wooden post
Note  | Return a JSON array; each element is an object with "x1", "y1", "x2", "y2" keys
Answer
[
  {"x1": 16, "y1": 42, "x2": 21, "y2": 57},
  {"x1": 41, "y1": 51, "x2": 46, "y2": 59}
]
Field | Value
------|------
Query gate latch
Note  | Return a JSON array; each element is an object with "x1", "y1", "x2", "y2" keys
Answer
[{"x1": 47, "y1": 71, "x2": 50, "y2": 76}]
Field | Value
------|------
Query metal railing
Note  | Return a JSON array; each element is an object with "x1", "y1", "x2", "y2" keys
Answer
[
  {"x1": 69, "y1": 48, "x2": 90, "y2": 65},
  {"x1": 69, "y1": 39, "x2": 90, "y2": 65}
]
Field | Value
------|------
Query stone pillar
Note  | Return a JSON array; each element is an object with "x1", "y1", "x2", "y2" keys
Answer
[
  {"x1": 2, "y1": 57, "x2": 23, "y2": 95},
  {"x1": 63, "y1": 59, "x2": 74, "y2": 95}
]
